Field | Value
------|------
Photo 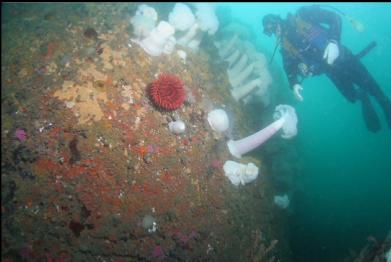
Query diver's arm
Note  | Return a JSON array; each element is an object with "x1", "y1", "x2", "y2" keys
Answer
[
  {"x1": 281, "y1": 51, "x2": 304, "y2": 101},
  {"x1": 298, "y1": 5, "x2": 342, "y2": 42},
  {"x1": 281, "y1": 50, "x2": 300, "y2": 89}
]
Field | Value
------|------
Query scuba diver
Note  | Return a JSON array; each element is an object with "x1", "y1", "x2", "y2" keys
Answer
[{"x1": 262, "y1": 5, "x2": 391, "y2": 132}]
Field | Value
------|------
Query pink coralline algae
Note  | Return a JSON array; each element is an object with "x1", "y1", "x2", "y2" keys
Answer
[
  {"x1": 147, "y1": 144, "x2": 155, "y2": 153},
  {"x1": 151, "y1": 245, "x2": 165, "y2": 262},
  {"x1": 19, "y1": 245, "x2": 32, "y2": 260},
  {"x1": 147, "y1": 144, "x2": 161, "y2": 154},
  {"x1": 15, "y1": 128, "x2": 27, "y2": 142},
  {"x1": 211, "y1": 159, "x2": 222, "y2": 169},
  {"x1": 174, "y1": 231, "x2": 198, "y2": 247}
]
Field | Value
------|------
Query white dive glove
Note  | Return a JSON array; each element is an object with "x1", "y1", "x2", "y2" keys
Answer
[
  {"x1": 323, "y1": 40, "x2": 339, "y2": 65},
  {"x1": 293, "y1": 84, "x2": 304, "y2": 102}
]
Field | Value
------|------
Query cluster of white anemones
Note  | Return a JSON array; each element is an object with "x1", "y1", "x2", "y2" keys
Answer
[
  {"x1": 130, "y1": 3, "x2": 219, "y2": 57},
  {"x1": 214, "y1": 31, "x2": 273, "y2": 106},
  {"x1": 129, "y1": 5, "x2": 297, "y2": 193}
]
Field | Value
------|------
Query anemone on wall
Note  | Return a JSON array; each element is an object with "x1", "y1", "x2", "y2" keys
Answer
[{"x1": 149, "y1": 73, "x2": 186, "y2": 110}]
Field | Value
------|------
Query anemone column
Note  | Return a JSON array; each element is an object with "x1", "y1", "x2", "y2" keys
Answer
[{"x1": 227, "y1": 105, "x2": 298, "y2": 158}]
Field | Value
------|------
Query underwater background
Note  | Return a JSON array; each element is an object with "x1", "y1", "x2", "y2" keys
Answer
[
  {"x1": 2, "y1": 2, "x2": 391, "y2": 262},
  {"x1": 223, "y1": 2, "x2": 391, "y2": 261}
]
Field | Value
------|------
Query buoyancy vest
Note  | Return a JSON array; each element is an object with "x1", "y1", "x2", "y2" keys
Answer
[
  {"x1": 295, "y1": 15, "x2": 329, "y2": 51},
  {"x1": 282, "y1": 14, "x2": 330, "y2": 75}
]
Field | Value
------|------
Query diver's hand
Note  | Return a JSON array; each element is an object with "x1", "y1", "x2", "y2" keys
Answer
[
  {"x1": 293, "y1": 84, "x2": 304, "y2": 102},
  {"x1": 323, "y1": 40, "x2": 340, "y2": 65}
]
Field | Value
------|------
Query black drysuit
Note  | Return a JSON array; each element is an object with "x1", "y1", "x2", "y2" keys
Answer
[{"x1": 279, "y1": 5, "x2": 391, "y2": 132}]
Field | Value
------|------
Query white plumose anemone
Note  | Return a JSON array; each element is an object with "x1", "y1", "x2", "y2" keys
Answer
[
  {"x1": 168, "y1": 3, "x2": 195, "y2": 31},
  {"x1": 130, "y1": 4, "x2": 158, "y2": 40},
  {"x1": 139, "y1": 21, "x2": 176, "y2": 56},
  {"x1": 223, "y1": 160, "x2": 259, "y2": 186},
  {"x1": 227, "y1": 105, "x2": 297, "y2": 158},
  {"x1": 274, "y1": 194, "x2": 290, "y2": 209},
  {"x1": 207, "y1": 109, "x2": 229, "y2": 132}
]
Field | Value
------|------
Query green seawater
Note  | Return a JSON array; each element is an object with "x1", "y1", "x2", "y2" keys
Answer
[{"x1": 219, "y1": 2, "x2": 391, "y2": 261}]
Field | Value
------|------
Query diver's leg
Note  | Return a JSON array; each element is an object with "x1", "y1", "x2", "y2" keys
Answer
[
  {"x1": 327, "y1": 70, "x2": 381, "y2": 132},
  {"x1": 356, "y1": 69, "x2": 391, "y2": 129},
  {"x1": 326, "y1": 70, "x2": 357, "y2": 103},
  {"x1": 343, "y1": 48, "x2": 391, "y2": 129},
  {"x1": 356, "y1": 89, "x2": 382, "y2": 132}
]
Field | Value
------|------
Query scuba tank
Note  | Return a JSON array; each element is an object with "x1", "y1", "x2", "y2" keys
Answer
[
  {"x1": 315, "y1": 5, "x2": 376, "y2": 59},
  {"x1": 318, "y1": 4, "x2": 365, "y2": 32},
  {"x1": 355, "y1": 41, "x2": 377, "y2": 59}
]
